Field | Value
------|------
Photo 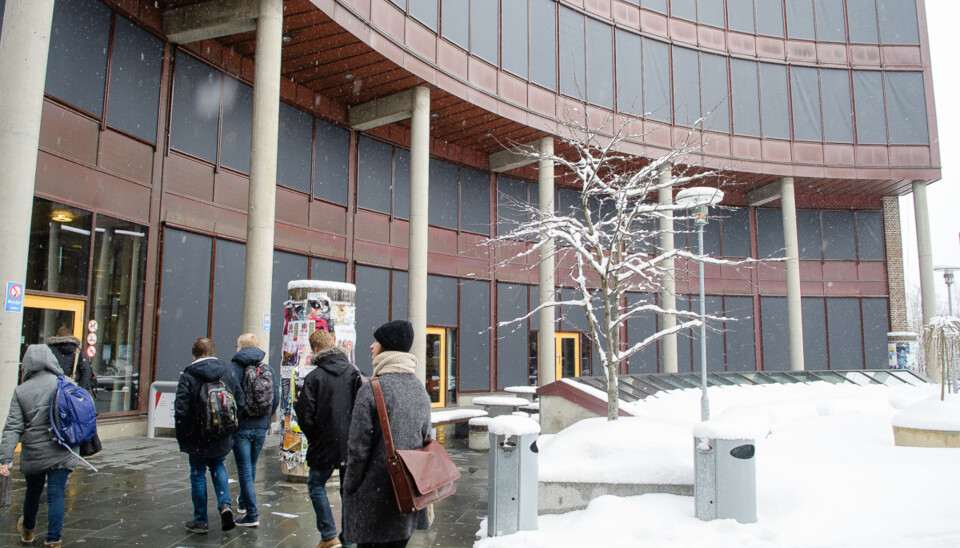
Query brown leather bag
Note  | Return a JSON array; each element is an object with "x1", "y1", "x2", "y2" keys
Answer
[{"x1": 371, "y1": 378, "x2": 460, "y2": 514}]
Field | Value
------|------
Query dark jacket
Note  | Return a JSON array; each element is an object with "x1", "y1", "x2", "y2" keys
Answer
[
  {"x1": 46, "y1": 335, "x2": 95, "y2": 393},
  {"x1": 227, "y1": 346, "x2": 280, "y2": 431},
  {"x1": 342, "y1": 359, "x2": 431, "y2": 544},
  {"x1": 0, "y1": 345, "x2": 78, "y2": 475},
  {"x1": 293, "y1": 348, "x2": 361, "y2": 469},
  {"x1": 174, "y1": 357, "x2": 243, "y2": 458}
]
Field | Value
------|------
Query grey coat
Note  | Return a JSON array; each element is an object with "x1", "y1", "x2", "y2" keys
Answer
[
  {"x1": 342, "y1": 369, "x2": 432, "y2": 544},
  {"x1": 0, "y1": 345, "x2": 78, "y2": 475}
]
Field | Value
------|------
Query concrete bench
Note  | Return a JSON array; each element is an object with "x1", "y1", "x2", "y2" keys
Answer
[
  {"x1": 468, "y1": 417, "x2": 492, "y2": 451},
  {"x1": 472, "y1": 395, "x2": 531, "y2": 418},
  {"x1": 504, "y1": 385, "x2": 538, "y2": 402},
  {"x1": 431, "y1": 409, "x2": 488, "y2": 438}
]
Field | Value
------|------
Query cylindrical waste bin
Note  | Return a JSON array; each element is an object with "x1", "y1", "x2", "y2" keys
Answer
[
  {"x1": 693, "y1": 425, "x2": 757, "y2": 524},
  {"x1": 488, "y1": 415, "x2": 540, "y2": 536}
]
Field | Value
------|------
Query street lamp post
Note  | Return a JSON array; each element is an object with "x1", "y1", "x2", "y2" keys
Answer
[
  {"x1": 675, "y1": 187, "x2": 724, "y2": 422},
  {"x1": 934, "y1": 265, "x2": 958, "y2": 316}
]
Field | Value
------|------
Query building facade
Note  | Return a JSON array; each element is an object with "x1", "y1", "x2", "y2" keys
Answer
[{"x1": 0, "y1": 0, "x2": 940, "y2": 427}]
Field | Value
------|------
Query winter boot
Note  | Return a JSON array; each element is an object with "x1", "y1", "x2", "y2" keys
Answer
[{"x1": 18, "y1": 516, "x2": 35, "y2": 544}]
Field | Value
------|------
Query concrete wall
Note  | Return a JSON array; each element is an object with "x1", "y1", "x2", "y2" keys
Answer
[{"x1": 539, "y1": 395, "x2": 601, "y2": 435}]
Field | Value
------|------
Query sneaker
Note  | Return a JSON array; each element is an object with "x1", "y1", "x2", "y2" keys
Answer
[
  {"x1": 316, "y1": 537, "x2": 342, "y2": 548},
  {"x1": 236, "y1": 496, "x2": 246, "y2": 516},
  {"x1": 184, "y1": 520, "x2": 209, "y2": 534},
  {"x1": 220, "y1": 504, "x2": 236, "y2": 531},
  {"x1": 235, "y1": 514, "x2": 260, "y2": 528},
  {"x1": 18, "y1": 516, "x2": 35, "y2": 543},
  {"x1": 42, "y1": 542, "x2": 61, "y2": 548}
]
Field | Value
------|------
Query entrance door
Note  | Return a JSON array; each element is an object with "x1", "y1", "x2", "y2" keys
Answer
[
  {"x1": 555, "y1": 332, "x2": 580, "y2": 380},
  {"x1": 20, "y1": 295, "x2": 85, "y2": 364},
  {"x1": 425, "y1": 327, "x2": 446, "y2": 407}
]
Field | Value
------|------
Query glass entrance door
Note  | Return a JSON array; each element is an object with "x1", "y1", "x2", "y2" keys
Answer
[
  {"x1": 425, "y1": 327, "x2": 447, "y2": 407},
  {"x1": 555, "y1": 332, "x2": 580, "y2": 380},
  {"x1": 20, "y1": 295, "x2": 85, "y2": 364}
]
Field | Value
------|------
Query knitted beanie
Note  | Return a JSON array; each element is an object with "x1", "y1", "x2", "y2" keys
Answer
[{"x1": 373, "y1": 320, "x2": 415, "y2": 353}]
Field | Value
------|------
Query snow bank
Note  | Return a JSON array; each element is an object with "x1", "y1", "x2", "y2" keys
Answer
[
  {"x1": 891, "y1": 395, "x2": 960, "y2": 430},
  {"x1": 488, "y1": 415, "x2": 541, "y2": 437}
]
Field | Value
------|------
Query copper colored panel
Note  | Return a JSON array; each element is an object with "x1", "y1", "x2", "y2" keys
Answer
[
  {"x1": 275, "y1": 187, "x2": 309, "y2": 226},
  {"x1": 468, "y1": 57, "x2": 499, "y2": 94},
  {"x1": 858, "y1": 262, "x2": 887, "y2": 282},
  {"x1": 823, "y1": 144, "x2": 855, "y2": 166},
  {"x1": 757, "y1": 262, "x2": 786, "y2": 281},
  {"x1": 822, "y1": 261, "x2": 858, "y2": 281},
  {"x1": 757, "y1": 280, "x2": 787, "y2": 295},
  {"x1": 371, "y1": 0, "x2": 406, "y2": 41},
  {"x1": 855, "y1": 146, "x2": 889, "y2": 167},
  {"x1": 799, "y1": 281, "x2": 825, "y2": 296},
  {"x1": 428, "y1": 251, "x2": 460, "y2": 277},
  {"x1": 612, "y1": 1, "x2": 640, "y2": 27},
  {"x1": 857, "y1": 281, "x2": 888, "y2": 297},
  {"x1": 698, "y1": 26, "x2": 725, "y2": 51},
  {"x1": 793, "y1": 164, "x2": 824, "y2": 178},
  {"x1": 437, "y1": 40, "x2": 469, "y2": 81},
  {"x1": 849, "y1": 45, "x2": 881, "y2": 66},
  {"x1": 799, "y1": 261, "x2": 823, "y2": 280},
  {"x1": 163, "y1": 153, "x2": 215, "y2": 202},
  {"x1": 702, "y1": 133, "x2": 731, "y2": 157},
  {"x1": 881, "y1": 46, "x2": 922, "y2": 67},
  {"x1": 785, "y1": 41, "x2": 816, "y2": 62},
  {"x1": 458, "y1": 233, "x2": 488, "y2": 260},
  {"x1": 99, "y1": 130, "x2": 154, "y2": 184},
  {"x1": 498, "y1": 72, "x2": 528, "y2": 108},
  {"x1": 405, "y1": 19, "x2": 437, "y2": 63},
  {"x1": 35, "y1": 151, "x2": 151, "y2": 224},
  {"x1": 342, "y1": 0, "x2": 371, "y2": 20},
  {"x1": 756, "y1": 37, "x2": 785, "y2": 59},
  {"x1": 816, "y1": 43, "x2": 847, "y2": 65},
  {"x1": 584, "y1": 0, "x2": 610, "y2": 19},
  {"x1": 670, "y1": 19, "x2": 697, "y2": 46},
  {"x1": 762, "y1": 140, "x2": 792, "y2": 163},
  {"x1": 353, "y1": 239, "x2": 407, "y2": 269},
  {"x1": 213, "y1": 170, "x2": 248, "y2": 212},
  {"x1": 731, "y1": 137, "x2": 763, "y2": 160},
  {"x1": 728, "y1": 33, "x2": 757, "y2": 56},
  {"x1": 39, "y1": 101, "x2": 99, "y2": 167},
  {"x1": 640, "y1": 10, "x2": 668, "y2": 38},
  {"x1": 389, "y1": 218, "x2": 409, "y2": 246},
  {"x1": 527, "y1": 85, "x2": 557, "y2": 119},
  {"x1": 162, "y1": 193, "x2": 217, "y2": 234},
  {"x1": 273, "y1": 224, "x2": 313, "y2": 256},
  {"x1": 427, "y1": 226, "x2": 459, "y2": 255},
  {"x1": 719, "y1": 278, "x2": 754, "y2": 295},
  {"x1": 309, "y1": 200, "x2": 347, "y2": 235},
  {"x1": 794, "y1": 142, "x2": 824, "y2": 164},
  {"x1": 888, "y1": 146, "x2": 931, "y2": 168},
  {"x1": 354, "y1": 209, "x2": 391, "y2": 243},
  {"x1": 457, "y1": 257, "x2": 491, "y2": 279},
  {"x1": 310, "y1": 232, "x2": 348, "y2": 260}
]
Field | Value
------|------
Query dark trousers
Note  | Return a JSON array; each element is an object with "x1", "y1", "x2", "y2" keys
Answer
[{"x1": 358, "y1": 540, "x2": 409, "y2": 548}]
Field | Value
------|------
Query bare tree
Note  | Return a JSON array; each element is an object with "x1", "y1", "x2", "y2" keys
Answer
[{"x1": 490, "y1": 116, "x2": 748, "y2": 420}]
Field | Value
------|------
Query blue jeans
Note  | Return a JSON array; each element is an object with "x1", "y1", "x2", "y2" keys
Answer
[
  {"x1": 188, "y1": 454, "x2": 231, "y2": 524},
  {"x1": 307, "y1": 467, "x2": 339, "y2": 541},
  {"x1": 22, "y1": 469, "x2": 71, "y2": 543},
  {"x1": 232, "y1": 428, "x2": 266, "y2": 518}
]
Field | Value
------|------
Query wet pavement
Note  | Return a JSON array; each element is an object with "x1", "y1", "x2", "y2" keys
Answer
[{"x1": 0, "y1": 425, "x2": 488, "y2": 547}]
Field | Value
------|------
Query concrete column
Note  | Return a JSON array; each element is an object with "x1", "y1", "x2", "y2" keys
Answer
[
  {"x1": 408, "y1": 86, "x2": 431, "y2": 382},
  {"x1": 537, "y1": 137, "x2": 557, "y2": 387},
  {"x1": 780, "y1": 177, "x2": 805, "y2": 371},
  {"x1": 658, "y1": 165, "x2": 678, "y2": 373},
  {"x1": 241, "y1": 0, "x2": 282, "y2": 360},
  {"x1": 913, "y1": 181, "x2": 937, "y2": 368},
  {"x1": 0, "y1": 0, "x2": 56, "y2": 426}
]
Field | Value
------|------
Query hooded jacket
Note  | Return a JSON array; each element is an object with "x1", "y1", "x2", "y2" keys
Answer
[
  {"x1": 293, "y1": 347, "x2": 362, "y2": 469},
  {"x1": 0, "y1": 345, "x2": 78, "y2": 475},
  {"x1": 174, "y1": 356, "x2": 243, "y2": 459},
  {"x1": 46, "y1": 335, "x2": 95, "y2": 393},
  {"x1": 226, "y1": 346, "x2": 280, "y2": 431}
]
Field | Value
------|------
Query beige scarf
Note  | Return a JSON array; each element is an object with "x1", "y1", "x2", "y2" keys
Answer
[{"x1": 371, "y1": 350, "x2": 418, "y2": 378}]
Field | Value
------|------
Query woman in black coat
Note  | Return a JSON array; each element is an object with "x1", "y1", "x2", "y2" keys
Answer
[{"x1": 46, "y1": 327, "x2": 95, "y2": 393}]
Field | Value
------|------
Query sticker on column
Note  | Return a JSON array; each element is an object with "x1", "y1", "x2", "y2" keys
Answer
[
  {"x1": 263, "y1": 313, "x2": 271, "y2": 332},
  {"x1": 5, "y1": 282, "x2": 23, "y2": 313},
  {"x1": 87, "y1": 319, "x2": 98, "y2": 333},
  {"x1": 85, "y1": 345, "x2": 97, "y2": 359}
]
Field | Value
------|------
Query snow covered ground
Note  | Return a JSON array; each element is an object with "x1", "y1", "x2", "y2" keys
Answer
[{"x1": 475, "y1": 381, "x2": 960, "y2": 548}]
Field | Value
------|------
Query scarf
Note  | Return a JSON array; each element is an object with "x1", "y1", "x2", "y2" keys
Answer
[{"x1": 371, "y1": 350, "x2": 418, "y2": 378}]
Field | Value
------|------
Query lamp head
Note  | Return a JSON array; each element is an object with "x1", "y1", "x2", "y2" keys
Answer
[
  {"x1": 675, "y1": 187, "x2": 723, "y2": 226},
  {"x1": 935, "y1": 265, "x2": 959, "y2": 285}
]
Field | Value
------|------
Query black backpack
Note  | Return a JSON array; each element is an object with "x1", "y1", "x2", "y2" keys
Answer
[
  {"x1": 241, "y1": 363, "x2": 274, "y2": 418},
  {"x1": 197, "y1": 380, "x2": 238, "y2": 440}
]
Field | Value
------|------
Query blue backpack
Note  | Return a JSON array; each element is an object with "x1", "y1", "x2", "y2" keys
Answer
[{"x1": 49, "y1": 375, "x2": 99, "y2": 471}]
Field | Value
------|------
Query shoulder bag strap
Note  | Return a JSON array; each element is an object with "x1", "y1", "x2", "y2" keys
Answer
[
  {"x1": 72, "y1": 348, "x2": 80, "y2": 381},
  {"x1": 371, "y1": 378, "x2": 396, "y2": 458}
]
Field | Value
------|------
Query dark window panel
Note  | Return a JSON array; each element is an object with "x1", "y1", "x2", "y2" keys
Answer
[
  {"x1": 441, "y1": 0, "x2": 469, "y2": 48},
  {"x1": 471, "y1": 0, "x2": 498, "y2": 65},
  {"x1": 724, "y1": 296, "x2": 756, "y2": 372},
  {"x1": 676, "y1": 295, "x2": 692, "y2": 371},
  {"x1": 857, "y1": 211, "x2": 885, "y2": 261},
  {"x1": 644, "y1": 38, "x2": 671, "y2": 123},
  {"x1": 848, "y1": 0, "x2": 879, "y2": 44},
  {"x1": 721, "y1": 208, "x2": 751, "y2": 258},
  {"x1": 107, "y1": 17, "x2": 163, "y2": 143},
  {"x1": 394, "y1": 148, "x2": 411, "y2": 219},
  {"x1": 827, "y1": 298, "x2": 863, "y2": 369},
  {"x1": 853, "y1": 71, "x2": 886, "y2": 144},
  {"x1": 756, "y1": 208, "x2": 784, "y2": 258},
  {"x1": 46, "y1": 0, "x2": 110, "y2": 117},
  {"x1": 786, "y1": 0, "x2": 815, "y2": 40},
  {"x1": 615, "y1": 30, "x2": 644, "y2": 116},
  {"x1": 731, "y1": 59, "x2": 761, "y2": 137},
  {"x1": 356, "y1": 265, "x2": 391, "y2": 375},
  {"x1": 498, "y1": 176, "x2": 528, "y2": 236},
  {"x1": 558, "y1": 7, "x2": 585, "y2": 100},
  {"x1": 699, "y1": 213, "x2": 721, "y2": 256},
  {"x1": 790, "y1": 66, "x2": 822, "y2": 142},
  {"x1": 171, "y1": 53, "x2": 221, "y2": 163},
  {"x1": 311, "y1": 257, "x2": 346, "y2": 282},
  {"x1": 156, "y1": 229, "x2": 211, "y2": 382},
  {"x1": 642, "y1": 0, "x2": 667, "y2": 14},
  {"x1": 390, "y1": 0, "x2": 405, "y2": 8},
  {"x1": 428, "y1": 275, "x2": 458, "y2": 326},
  {"x1": 797, "y1": 210, "x2": 822, "y2": 260},
  {"x1": 314, "y1": 119, "x2": 350, "y2": 206},
  {"x1": 502, "y1": 0, "x2": 528, "y2": 78},
  {"x1": 211, "y1": 239, "x2": 246, "y2": 361},
  {"x1": 0, "y1": 0, "x2": 4, "y2": 39},
  {"x1": 701, "y1": 52, "x2": 729, "y2": 133},
  {"x1": 821, "y1": 69, "x2": 853, "y2": 143},
  {"x1": 699, "y1": 0, "x2": 725, "y2": 28},
  {"x1": 727, "y1": 0, "x2": 755, "y2": 33},
  {"x1": 760, "y1": 63, "x2": 790, "y2": 139},
  {"x1": 757, "y1": 0, "x2": 785, "y2": 37},
  {"x1": 220, "y1": 76, "x2": 253, "y2": 173},
  {"x1": 885, "y1": 72, "x2": 929, "y2": 145},
  {"x1": 816, "y1": 0, "x2": 846, "y2": 42},
  {"x1": 530, "y1": 0, "x2": 557, "y2": 90},
  {"x1": 460, "y1": 168, "x2": 491, "y2": 235},
  {"x1": 270, "y1": 250, "x2": 308, "y2": 373},
  {"x1": 801, "y1": 297, "x2": 828, "y2": 370},
  {"x1": 878, "y1": 0, "x2": 920, "y2": 45},
  {"x1": 822, "y1": 211, "x2": 857, "y2": 260},
  {"x1": 587, "y1": 19, "x2": 614, "y2": 109},
  {"x1": 497, "y1": 283, "x2": 530, "y2": 388},
  {"x1": 672, "y1": 0, "x2": 696, "y2": 21},
  {"x1": 26, "y1": 199, "x2": 92, "y2": 296},
  {"x1": 409, "y1": 0, "x2": 438, "y2": 31},
  {"x1": 560, "y1": 287, "x2": 589, "y2": 332},
  {"x1": 429, "y1": 159, "x2": 460, "y2": 229},
  {"x1": 461, "y1": 280, "x2": 491, "y2": 390},
  {"x1": 672, "y1": 46, "x2": 700, "y2": 127},
  {"x1": 357, "y1": 136, "x2": 393, "y2": 214},
  {"x1": 691, "y1": 296, "x2": 723, "y2": 373},
  {"x1": 760, "y1": 296, "x2": 789, "y2": 371},
  {"x1": 392, "y1": 269, "x2": 409, "y2": 321},
  {"x1": 862, "y1": 298, "x2": 889, "y2": 368},
  {"x1": 626, "y1": 293, "x2": 659, "y2": 374},
  {"x1": 277, "y1": 102, "x2": 313, "y2": 194}
]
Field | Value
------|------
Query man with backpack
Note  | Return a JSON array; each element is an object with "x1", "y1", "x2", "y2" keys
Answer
[
  {"x1": 174, "y1": 337, "x2": 242, "y2": 534},
  {"x1": 0, "y1": 345, "x2": 79, "y2": 548},
  {"x1": 227, "y1": 332, "x2": 280, "y2": 528}
]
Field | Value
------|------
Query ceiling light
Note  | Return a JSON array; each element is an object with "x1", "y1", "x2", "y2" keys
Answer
[{"x1": 51, "y1": 210, "x2": 74, "y2": 223}]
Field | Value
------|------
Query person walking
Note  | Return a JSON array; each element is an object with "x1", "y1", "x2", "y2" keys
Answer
[
  {"x1": 294, "y1": 329, "x2": 362, "y2": 548},
  {"x1": 46, "y1": 326, "x2": 95, "y2": 393},
  {"x1": 174, "y1": 337, "x2": 242, "y2": 534},
  {"x1": 341, "y1": 320, "x2": 432, "y2": 548},
  {"x1": 227, "y1": 333, "x2": 280, "y2": 528},
  {"x1": 0, "y1": 345, "x2": 79, "y2": 548}
]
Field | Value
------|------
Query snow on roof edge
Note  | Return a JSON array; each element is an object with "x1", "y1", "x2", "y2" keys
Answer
[{"x1": 287, "y1": 280, "x2": 357, "y2": 292}]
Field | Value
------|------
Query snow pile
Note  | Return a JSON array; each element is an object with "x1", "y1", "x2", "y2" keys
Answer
[
  {"x1": 472, "y1": 396, "x2": 530, "y2": 407},
  {"x1": 488, "y1": 415, "x2": 541, "y2": 437},
  {"x1": 430, "y1": 409, "x2": 487, "y2": 424},
  {"x1": 892, "y1": 394, "x2": 960, "y2": 430}
]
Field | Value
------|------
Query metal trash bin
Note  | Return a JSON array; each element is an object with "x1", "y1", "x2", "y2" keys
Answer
[
  {"x1": 487, "y1": 415, "x2": 540, "y2": 536},
  {"x1": 694, "y1": 434, "x2": 757, "y2": 524}
]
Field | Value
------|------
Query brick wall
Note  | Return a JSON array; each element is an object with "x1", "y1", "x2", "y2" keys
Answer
[{"x1": 883, "y1": 196, "x2": 908, "y2": 331}]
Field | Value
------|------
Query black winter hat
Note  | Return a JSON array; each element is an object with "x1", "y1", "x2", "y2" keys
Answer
[{"x1": 374, "y1": 320, "x2": 414, "y2": 353}]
